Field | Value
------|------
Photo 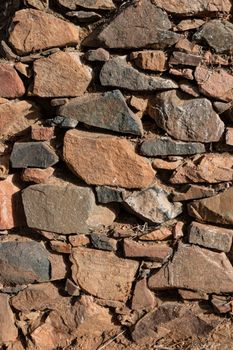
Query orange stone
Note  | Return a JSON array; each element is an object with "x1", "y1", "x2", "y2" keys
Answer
[
  {"x1": 0, "y1": 63, "x2": 25, "y2": 98},
  {"x1": 31, "y1": 125, "x2": 54, "y2": 141},
  {"x1": 22, "y1": 167, "x2": 54, "y2": 184}
]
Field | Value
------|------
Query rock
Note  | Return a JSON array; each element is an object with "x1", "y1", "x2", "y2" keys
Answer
[
  {"x1": 170, "y1": 153, "x2": 233, "y2": 184},
  {"x1": 131, "y1": 278, "x2": 156, "y2": 311},
  {"x1": 8, "y1": 9, "x2": 80, "y2": 55},
  {"x1": 139, "y1": 226, "x2": 173, "y2": 241},
  {"x1": 31, "y1": 125, "x2": 54, "y2": 141},
  {"x1": 178, "y1": 289, "x2": 208, "y2": 301},
  {"x1": 66, "y1": 10, "x2": 102, "y2": 22},
  {"x1": 169, "y1": 52, "x2": 201, "y2": 66},
  {"x1": 83, "y1": 0, "x2": 180, "y2": 49},
  {"x1": 179, "y1": 80, "x2": 200, "y2": 97},
  {"x1": 152, "y1": 0, "x2": 232, "y2": 16},
  {"x1": 188, "y1": 186, "x2": 233, "y2": 225},
  {"x1": 95, "y1": 186, "x2": 125, "y2": 203},
  {"x1": 203, "y1": 51, "x2": 230, "y2": 66},
  {"x1": 130, "y1": 50, "x2": 167, "y2": 71},
  {"x1": 194, "y1": 20, "x2": 233, "y2": 53},
  {"x1": 170, "y1": 67, "x2": 193, "y2": 80},
  {"x1": 129, "y1": 96, "x2": 148, "y2": 118},
  {"x1": 175, "y1": 38, "x2": 201, "y2": 54},
  {"x1": 90, "y1": 233, "x2": 117, "y2": 251},
  {"x1": 100, "y1": 57, "x2": 178, "y2": 91},
  {"x1": 211, "y1": 295, "x2": 232, "y2": 314},
  {"x1": 0, "y1": 294, "x2": 18, "y2": 343},
  {"x1": 50, "y1": 240, "x2": 72, "y2": 254},
  {"x1": 85, "y1": 48, "x2": 110, "y2": 62},
  {"x1": 69, "y1": 234, "x2": 90, "y2": 246},
  {"x1": 173, "y1": 184, "x2": 216, "y2": 201},
  {"x1": 58, "y1": 90, "x2": 143, "y2": 135},
  {"x1": 15, "y1": 61, "x2": 32, "y2": 78},
  {"x1": 188, "y1": 221, "x2": 233, "y2": 253},
  {"x1": 57, "y1": 0, "x2": 115, "y2": 10},
  {"x1": 176, "y1": 19, "x2": 205, "y2": 31},
  {"x1": 140, "y1": 137, "x2": 205, "y2": 156},
  {"x1": 0, "y1": 63, "x2": 25, "y2": 98},
  {"x1": 148, "y1": 242, "x2": 233, "y2": 293},
  {"x1": 226, "y1": 128, "x2": 233, "y2": 146},
  {"x1": 24, "y1": 0, "x2": 48, "y2": 10},
  {"x1": 31, "y1": 51, "x2": 92, "y2": 97},
  {"x1": 173, "y1": 221, "x2": 184, "y2": 240},
  {"x1": 124, "y1": 186, "x2": 182, "y2": 224},
  {"x1": 124, "y1": 239, "x2": 172, "y2": 262},
  {"x1": 148, "y1": 90, "x2": 224, "y2": 142},
  {"x1": 70, "y1": 247, "x2": 139, "y2": 301},
  {"x1": 195, "y1": 66, "x2": 233, "y2": 102},
  {"x1": 22, "y1": 167, "x2": 54, "y2": 184},
  {"x1": 65, "y1": 278, "x2": 80, "y2": 296},
  {"x1": 22, "y1": 180, "x2": 116, "y2": 234},
  {"x1": 152, "y1": 158, "x2": 183, "y2": 171},
  {"x1": 63, "y1": 130, "x2": 155, "y2": 189},
  {"x1": 10, "y1": 142, "x2": 59, "y2": 168}
]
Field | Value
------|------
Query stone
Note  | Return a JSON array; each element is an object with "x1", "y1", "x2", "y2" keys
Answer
[
  {"x1": 65, "y1": 278, "x2": 80, "y2": 296},
  {"x1": 170, "y1": 153, "x2": 233, "y2": 184},
  {"x1": 8, "y1": 9, "x2": 80, "y2": 55},
  {"x1": 0, "y1": 155, "x2": 10, "y2": 179},
  {"x1": 100, "y1": 57, "x2": 178, "y2": 91},
  {"x1": 0, "y1": 62, "x2": 25, "y2": 98},
  {"x1": 148, "y1": 242, "x2": 233, "y2": 293},
  {"x1": 66, "y1": 10, "x2": 102, "y2": 22},
  {"x1": 124, "y1": 239, "x2": 172, "y2": 262},
  {"x1": 179, "y1": 80, "x2": 200, "y2": 97},
  {"x1": 85, "y1": 48, "x2": 110, "y2": 62},
  {"x1": 90, "y1": 233, "x2": 117, "y2": 251},
  {"x1": 175, "y1": 38, "x2": 201, "y2": 54},
  {"x1": 124, "y1": 186, "x2": 182, "y2": 224},
  {"x1": 0, "y1": 294, "x2": 18, "y2": 343},
  {"x1": 178, "y1": 289, "x2": 208, "y2": 301},
  {"x1": 129, "y1": 96, "x2": 148, "y2": 117},
  {"x1": 58, "y1": 90, "x2": 143, "y2": 135},
  {"x1": 148, "y1": 90, "x2": 224, "y2": 142},
  {"x1": 188, "y1": 186, "x2": 233, "y2": 225},
  {"x1": 83, "y1": 0, "x2": 180, "y2": 49},
  {"x1": 203, "y1": 51, "x2": 230, "y2": 66},
  {"x1": 226, "y1": 128, "x2": 233, "y2": 146},
  {"x1": 170, "y1": 67, "x2": 193, "y2": 80},
  {"x1": 50, "y1": 240, "x2": 72, "y2": 254},
  {"x1": 211, "y1": 295, "x2": 232, "y2": 314},
  {"x1": 195, "y1": 66, "x2": 233, "y2": 102},
  {"x1": 140, "y1": 137, "x2": 205, "y2": 156},
  {"x1": 131, "y1": 278, "x2": 156, "y2": 311},
  {"x1": 139, "y1": 226, "x2": 173, "y2": 241},
  {"x1": 31, "y1": 51, "x2": 92, "y2": 97},
  {"x1": 95, "y1": 186, "x2": 125, "y2": 203},
  {"x1": 10, "y1": 142, "x2": 59, "y2": 168},
  {"x1": 188, "y1": 221, "x2": 233, "y2": 252},
  {"x1": 194, "y1": 20, "x2": 233, "y2": 53},
  {"x1": 152, "y1": 159, "x2": 182, "y2": 171},
  {"x1": 70, "y1": 247, "x2": 139, "y2": 301},
  {"x1": 15, "y1": 62, "x2": 32, "y2": 78},
  {"x1": 22, "y1": 167, "x2": 54, "y2": 184},
  {"x1": 69, "y1": 234, "x2": 90, "y2": 246},
  {"x1": 22, "y1": 180, "x2": 116, "y2": 234},
  {"x1": 173, "y1": 184, "x2": 216, "y2": 201},
  {"x1": 63, "y1": 130, "x2": 155, "y2": 189},
  {"x1": 24, "y1": 0, "x2": 48, "y2": 10},
  {"x1": 169, "y1": 52, "x2": 201, "y2": 66},
  {"x1": 152, "y1": 0, "x2": 232, "y2": 16},
  {"x1": 31, "y1": 125, "x2": 54, "y2": 141},
  {"x1": 173, "y1": 221, "x2": 184, "y2": 240},
  {"x1": 57, "y1": 0, "x2": 115, "y2": 10},
  {"x1": 176, "y1": 19, "x2": 205, "y2": 31},
  {"x1": 130, "y1": 50, "x2": 167, "y2": 71}
]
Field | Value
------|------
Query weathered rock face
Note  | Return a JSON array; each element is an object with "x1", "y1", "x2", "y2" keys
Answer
[
  {"x1": 131, "y1": 278, "x2": 156, "y2": 311},
  {"x1": 0, "y1": 294, "x2": 18, "y2": 343},
  {"x1": 0, "y1": 63, "x2": 25, "y2": 98},
  {"x1": 95, "y1": 186, "x2": 125, "y2": 203},
  {"x1": 22, "y1": 167, "x2": 54, "y2": 184},
  {"x1": 70, "y1": 247, "x2": 139, "y2": 301},
  {"x1": 124, "y1": 239, "x2": 172, "y2": 262},
  {"x1": 130, "y1": 50, "x2": 167, "y2": 71},
  {"x1": 8, "y1": 9, "x2": 80, "y2": 55},
  {"x1": 148, "y1": 90, "x2": 224, "y2": 142},
  {"x1": 57, "y1": 0, "x2": 115, "y2": 10},
  {"x1": 63, "y1": 130, "x2": 155, "y2": 189},
  {"x1": 58, "y1": 90, "x2": 143, "y2": 135},
  {"x1": 173, "y1": 184, "x2": 216, "y2": 201}
]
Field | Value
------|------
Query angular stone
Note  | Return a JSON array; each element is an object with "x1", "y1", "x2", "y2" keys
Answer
[
  {"x1": 85, "y1": 48, "x2": 110, "y2": 62},
  {"x1": 175, "y1": 38, "x2": 201, "y2": 54},
  {"x1": 179, "y1": 80, "x2": 200, "y2": 97},
  {"x1": 226, "y1": 128, "x2": 233, "y2": 146},
  {"x1": 63, "y1": 130, "x2": 155, "y2": 189},
  {"x1": 65, "y1": 278, "x2": 80, "y2": 296},
  {"x1": 50, "y1": 240, "x2": 72, "y2": 254},
  {"x1": 95, "y1": 186, "x2": 125, "y2": 203},
  {"x1": 130, "y1": 50, "x2": 167, "y2": 71},
  {"x1": 124, "y1": 186, "x2": 182, "y2": 224},
  {"x1": 66, "y1": 10, "x2": 102, "y2": 22},
  {"x1": 100, "y1": 57, "x2": 178, "y2": 91},
  {"x1": 173, "y1": 184, "x2": 216, "y2": 201},
  {"x1": 140, "y1": 137, "x2": 205, "y2": 156},
  {"x1": 148, "y1": 90, "x2": 224, "y2": 142},
  {"x1": 169, "y1": 52, "x2": 201, "y2": 66},
  {"x1": 69, "y1": 234, "x2": 90, "y2": 247},
  {"x1": 24, "y1": 0, "x2": 48, "y2": 10},
  {"x1": 22, "y1": 180, "x2": 116, "y2": 234},
  {"x1": 195, "y1": 66, "x2": 233, "y2": 102},
  {"x1": 124, "y1": 239, "x2": 172, "y2": 262},
  {"x1": 139, "y1": 226, "x2": 173, "y2": 241},
  {"x1": 178, "y1": 289, "x2": 208, "y2": 301},
  {"x1": 70, "y1": 247, "x2": 139, "y2": 301},
  {"x1": 31, "y1": 125, "x2": 54, "y2": 141},
  {"x1": 57, "y1": 0, "x2": 115, "y2": 10},
  {"x1": 0, "y1": 63, "x2": 25, "y2": 98},
  {"x1": 170, "y1": 153, "x2": 233, "y2": 184},
  {"x1": 83, "y1": 0, "x2": 180, "y2": 49},
  {"x1": 170, "y1": 67, "x2": 193, "y2": 80},
  {"x1": 152, "y1": 0, "x2": 232, "y2": 16},
  {"x1": 188, "y1": 221, "x2": 233, "y2": 252},
  {"x1": 10, "y1": 142, "x2": 59, "y2": 168},
  {"x1": 58, "y1": 90, "x2": 143, "y2": 135},
  {"x1": 0, "y1": 294, "x2": 18, "y2": 343},
  {"x1": 194, "y1": 20, "x2": 233, "y2": 53},
  {"x1": 8, "y1": 9, "x2": 80, "y2": 55},
  {"x1": 32, "y1": 51, "x2": 92, "y2": 97},
  {"x1": 211, "y1": 295, "x2": 232, "y2": 314},
  {"x1": 22, "y1": 167, "x2": 54, "y2": 184},
  {"x1": 176, "y1": 19, "x2": 205, "y2": 31},
  {"x1": 152, "y1": 158, "x2": 183, "y2": 171},
  {"x1": 131, "y1": 278, "x2": 156, "y2": 311},
  {"x1": 188, "y1": 187, "x2": 233, "y2": 225},
  {"x1": 148, "y1": 242, "x2": 233, "y2": 293},
  {"x1": 90, "y1": 233, "x2": 117, "y2": 251}
]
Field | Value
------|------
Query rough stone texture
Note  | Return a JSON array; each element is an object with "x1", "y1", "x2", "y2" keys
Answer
[
  {"x1": 179, "y1": 289, "x2": 208, "y2": 301},
  {"x1": 226, "y1": 128, "x2": 233, "y2": 146},
  {"x1": 58, "y1": 90, "x2": 143, "y2": 135},
  {"x1": 8, "y1": 9, "x2": 80, "y2": 55},
  {"x1": 124, "y1": 239, "x2": 172, "y2": 262},
  {"x1": 148, "y1": 90, "x2": 224, "y2": 142},
  {"x1": 63, "y1": 130, "x2": 155, "y2": 189},
  {"x1": 188, "y1": 221, "x2": 233, "y2": 252},
  {"x1": 131, "y1": 50, "x2": 167, "y2": 71},
  {"x1": 195, "y1": 66, "x2": 233, "y2": 102},
  {"x1": 170, "y1": 153, "x2": 233, "y2": 184},
  {"x1": 85, "y1": 48, "x2": 110, "y2": 62},
  {"x1": 0, "y1": 63, "x2": 25, "y2": 98},
  {"x1": 140, "y1": 227, "x2": 173, "y2": 241},
  {"x1": 176, "y1": 19, "x2": 205, "y2": 31},
  {"x1": 131, "y1": 278, "x2": 156, "y2": 311},
  {"x1": 124, "y1": 186, "x2": 182, "y2": 224},
  {"x1": 148, "y1": 242, "x2": 233, "y2": 293},
  {"x1": 66, "y1": 10, "x2": 101, "y2": 22},
  {"x1": 70, "y1": 247, "x2": 139, "y2": 301},
  {"x1": 90, "y1": 233, "x2": 117, "y2": 251},
  {"x1": 95, "y1": 186, "x2": 125, "y2": 203},
  {"x1": 22, "y1": 180, "x2": 116, "y2": 234},
  {"x1": 140, "y1": 137, "x2": 205, "y2": 156},
  {"x1": 10, "y1": 142, "x2": 59, "y2": 168},
  {"x1": 22, "y1": 167, "x2": 54, "y2": 184},
  {"x1": 173, "y1": 184, "x2": 216, "y2": 201},
  {"x1": 152, "y1": 158, "x2": 183, "y2": 171},
  {"x1": 31, "y1": 125, "x2": 54, "y2": 141},
  {"x1": 0, "y1": 294, "x2": 18, "y2": 343},
  {"x1": 32, "y1": 51, "x2": 92, "y2": 97},
  {"x1": 179, "y1": 80, "x2": 200, "y2": 97},
  {"x1": 100, "y1": 57, "x2": 178, "y2": 91},
  {"x1": 169, "y1": 52, "x2": 201, "y2": 66},
  {"x1": 57, "y1": 0, "x2": 115, "y2": 10},
  {"x1": 194, "y1": 20, "x2": 233, "y2": 53},
  {"x1": 25, "y1": 0, "x2": 48, "y2": 10}
]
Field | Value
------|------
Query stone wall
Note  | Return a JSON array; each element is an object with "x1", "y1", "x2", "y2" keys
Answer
[{"x1": 1, "y1": 0, "x2": 233, "y2": 349}]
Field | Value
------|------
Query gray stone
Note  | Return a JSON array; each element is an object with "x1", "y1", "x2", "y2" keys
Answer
[
  {"x1": 10, "y1": 142, "x2": 59, "y2": 168},
  {"x1": 46, "y1": 116, "x2": 78, "y2": 128},
  {"x1": 95, "y1": 186, "x2": 125, "y2": 203},
  {"x1": 66, "y1": 11, "x2": 101, "y2": 22},
  {"x1": 90, "y1": 233, "x2": 117, "y2": 251},
  {"x1": 58, "y1": 90, "x2": 143, "y2": 135},
  {"x1": 140, "y1": 137, "x2": 205, "y2": 156},
  {"x1": 85, "y1": 48, "x2": 110, "y2": 62},
  {"x1": 188, "y1": 221, "x2": 233, "y2": 252},
  {"x1": 169, "y1": 52, "x2": 201, "y2": 66},
  {"x1": 57, "y1": 0, "x2": 115, "y2": 10},
  {"x1": 100, "y1": 57, "x2": 178, "y2": 91}
]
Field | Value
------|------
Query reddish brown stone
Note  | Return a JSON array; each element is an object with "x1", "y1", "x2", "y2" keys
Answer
[
  {"x1": 178, "y1": 289, "x2": 208, "y2": 301},
  {"x1": 139, "y1": 226, "x2": 173, "y2": 241},
  {"x1": 173, "y1": 184, "x2": 216, "y2": 201},
  {"x1": 124, "y1": 239, "x2": 172, "y2": 262},
  {"x1": 0, "y1": 294, "x2": 18, "y2": 343},
  {"x1": 65, "y1": 278, "x2": 80, "y2": 296},
  {"x1": 131, "y1": 278, "x2": 156, "y2": 311},
  {"x1": 179, "y1": 81, "x2": 200, "y2": 97},
  {"x1": 152, "y1": 158, "x2": 183, "y2": 170},
  {"x1": 22, "y1": 167, "x2": 54, "y2": 184},
  {"x1": 176, "y1": 19, "x2": 205, "y2": 31},
  {"x1": 169, "y1": 52, "x2": 201, "y2": 66},
  {"x1": 169, "y1": 67, "x2": 193, "y2": 80},
  {"x1": 31, "y1": 125, "x2": 54, "y2": 141},
  {"x1": 130, "y1": 50, "x2": 167, "y2": 71},
  {"x1": 50, "y1": 240, "x2": 72, "y2": 254},
  {"x1": 226, "y1": 128, "x2": 233, "y2": 146},
  {"x1": 0, "y1": 63, "x2": 25, "y2": 98},
  {"x1": 69, "y1": 234, "x2": 90, "y2": 246},
  {"x1": 175, "y1": 38, "x2": 201, "y2": 54}
]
